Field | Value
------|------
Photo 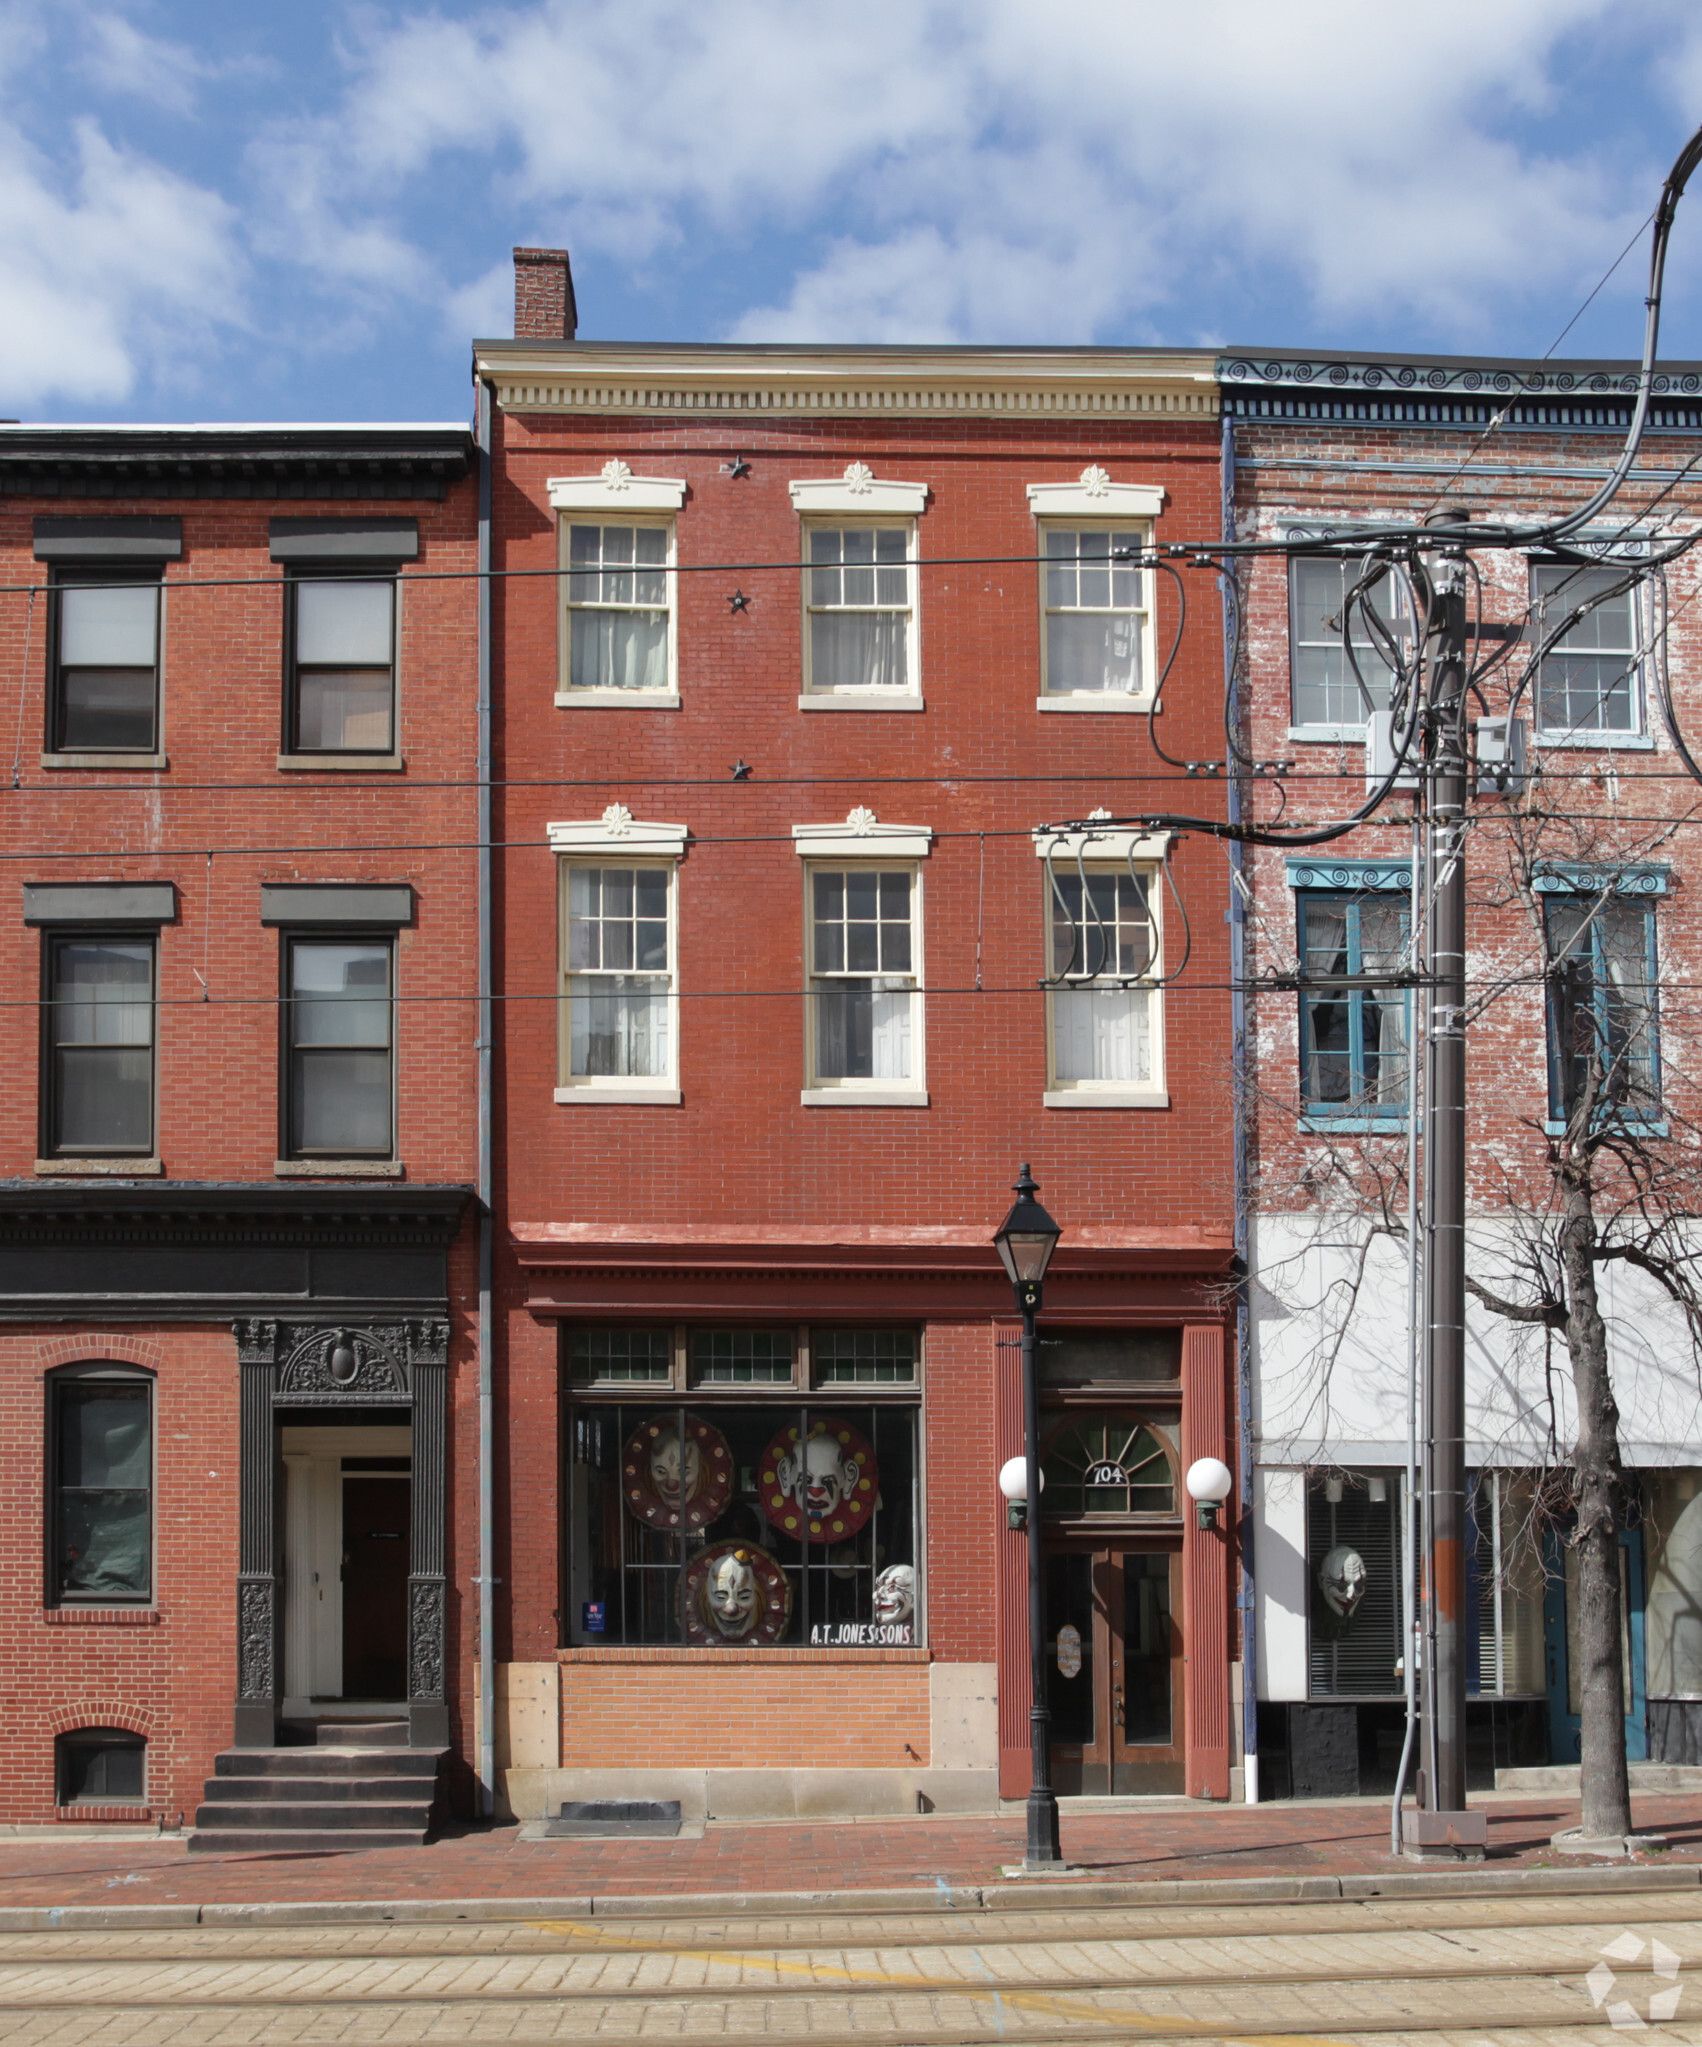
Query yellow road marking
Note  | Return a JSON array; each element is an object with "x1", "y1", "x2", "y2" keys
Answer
[{"x1": 522, "y1": 1915, "x2": 1387, "y2": 2043}]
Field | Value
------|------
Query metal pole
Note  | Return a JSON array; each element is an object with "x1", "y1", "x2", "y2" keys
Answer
[
  {"x1": 1021, "y1": 1282, "x2": 1061, "y2": 1866},
  {"x1": 474, "y1": 374, "x2": 497, "y2": 1817},
  {"x1": 1423, "y1": 525, "x2": 1470, "y2": 1817}
]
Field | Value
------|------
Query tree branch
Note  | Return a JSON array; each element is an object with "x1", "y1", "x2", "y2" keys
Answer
[{"x1": 1464, "y1": 1273, "x2": 1566, "y2": 1328}]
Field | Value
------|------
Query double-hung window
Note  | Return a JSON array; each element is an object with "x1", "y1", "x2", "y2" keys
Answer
[
  {"x1": 1544, "y1": 887, "x2": 1659, "y2": 1122},
  {"x1": 564, "y1": 523, "x2": 672, "y2": 693},
  {"x1": 805, "y1": 526, "x2": 915, "y2": 694},
  {"x1": 1290, "y1": 555, "x2": 1408, "y2": 731},
  {"x1": 806, "y1": 867, "x2": 920, "y2": 1094},
  {"x1": 562, "y1": 864, "x2": 677, "y2": 1094},
  {"x1": 44, "y1": 934, "x2": 155, "y2": 1157},
  {"x1": 285, "y1": 937, "x2": 394, "y2": 1157},
  {"x1": 287, "y1": 575, "x2": 396, "y2": 754},
  {"x1": 1044, "y1": 863, "x2": 1164, "y2": 1103},
  {"x1": 1530, "y1": 563, "x2": 1644, "y2": 740},
  {"x1": 1297, "y1": 890, "x2": 1411, "y2": 1119},
  {"x1": 1042, "y1": 528, "x2": 1149, "y2": 697},
  {"x1": 50, "y1": 571, "x2": 161, "y2": 754},
  {"x1": 50, "y1": 1368, "x2": 153, "y2": 1604}
]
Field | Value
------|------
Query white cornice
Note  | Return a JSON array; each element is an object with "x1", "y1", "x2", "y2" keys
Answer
[
  {"x1": 1033, "y1": 816, "x2": 1171, "y2": 863},
  {"x1": 547, "y1": 460, "x2": 686, "y2": 511},
  {"x1": 476, "y1": 345, "x2": 1219, "y2": 420},
  {"x1": 790, "y1": 463, "x2": 928, "y2": 514},
  {"x1": 794, "y1": 809, "x2": 933, "y2": 860},
  {"x1": 549, "y1": 804, "x2": 689, "y2": 856},
  {"x1": 1028, "y1": 468, "x2": 1165, "y2": 519}
]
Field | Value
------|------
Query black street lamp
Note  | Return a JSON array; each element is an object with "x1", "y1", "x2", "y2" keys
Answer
[{"x1": 993, "y1": 1161, "x2": 1063, "y2": 1869}]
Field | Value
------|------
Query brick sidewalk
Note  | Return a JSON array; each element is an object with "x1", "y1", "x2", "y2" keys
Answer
[{"x1": 2, "y1": 1794, "x2": 1701, "y2": 1908}]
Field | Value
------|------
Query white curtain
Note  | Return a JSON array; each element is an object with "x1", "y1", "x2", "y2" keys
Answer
[
  {"x1": 1053, "y1": 987, "x2": 1151, "y2": 1083},
  {"x1": 571, "y1": 610, "x2": 668, "y2": 691},
  {"x1": 571, "y1": 977, "x2": 670, "y2": 1077},
  {"x1": 811, "y1": 612, "x2": 907, "y2": 690}
]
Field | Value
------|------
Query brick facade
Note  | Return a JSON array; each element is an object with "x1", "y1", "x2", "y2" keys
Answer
[{"x1": 0, "y1": 433, "x2": 480, "y2": 1824}]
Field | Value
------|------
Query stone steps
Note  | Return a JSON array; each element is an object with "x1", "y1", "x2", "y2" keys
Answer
[{"x1": 188, "y1": 1727, "x2": 443, "y2": 1854}]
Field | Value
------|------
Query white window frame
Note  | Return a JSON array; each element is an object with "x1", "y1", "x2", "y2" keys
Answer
[
  {"x1": 794, "y1": 811, "x2": 932, "y2": 1105},
  {"x1": 1035, "y1": 824, "x2": 1169, "y2": 1108},
  {"x1": 1035, "y1": 520, "x2": 1155, "y2": 709},
  {"x1": 549, "y1": 806, "x2": 688, "y2": 1102},
  {"x1": 791, "y1": 466, "x2": 928, "y2": 710},
  {"x1": 1026, "y1": 471, "x2": 1165, "y2": 713},
  {"x1": 1528, "y1": 552, "x2": 1652, "y2": 749},
  {"x1": 548, "y1": 465, "x2": 686, "y2": 709}
]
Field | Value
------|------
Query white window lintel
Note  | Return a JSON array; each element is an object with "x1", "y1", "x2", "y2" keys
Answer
[
  {"x1": 790, "y1": 462, "x2": 928, "y2": 515},
  {"x1": 549, "y1": 803, "x2": 689, "y2": 857},
  {"x1": 1028, "y1": 468, "x2": 1165, "y2": 520},
  {"x1": 548, "y1": 461, "x2": 686, "y2": 512},
  {"x1": 1032, "y1": 820, "x2": 1170, "y2": 863},
  {"x1": 794, "y1": 809, "x2": 933, "y2": 860}
]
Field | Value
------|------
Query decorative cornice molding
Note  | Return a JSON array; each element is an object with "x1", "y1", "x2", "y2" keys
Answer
[
  {"x1": 546, "y1": 460, "x2": 686, "y2": 512},
  {"x1": 548, "y1": 804, "x2": 689, "y2": 857},
  {"x1": 477, "y1": 345, "x2": 1220, "y2": 420},
  {"x1": 790, "y1": 463, "x2": 929, "y2": 515},
  {"x1": 1027, "y1": 468, "x2": 1165, "y2": 519},
  {"x1": 1033, "y1": 812, "x2": 1170, "y2": 863},
  {"x1": 792, "y1": 810, "x2": 933, "y2": 860},
  {"x1": 1285, "y1": 858, "x2": 1414, "y2": 892},
  {"x1": 1532, "y1": 862, "x2": 1670, "y2": 897}
]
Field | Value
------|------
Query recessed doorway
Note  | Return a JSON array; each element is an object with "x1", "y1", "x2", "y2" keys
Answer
[
  {"x1": 1045, "y1": 1547, "x2": 1184, "y2": 1794},
  {"x1": 281, "y1": 1424, "x2": 412, "y2": 1714}
]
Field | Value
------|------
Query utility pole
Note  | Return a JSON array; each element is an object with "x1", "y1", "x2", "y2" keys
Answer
[{"x1": 1411, "y1": 514, "x2": 1484, "y2": 1856}]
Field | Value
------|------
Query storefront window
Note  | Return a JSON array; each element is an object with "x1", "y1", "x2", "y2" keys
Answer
[
  {"x1": 565, "y1": 1335, "x2": 920, "y2": 1648},
  {"x1": 1469, "y1": 1471, "x2": 1547, "y2": 1697},
  {"x1": 1644, "y1": 1470, "x2": 1702, "y2": 1699},
  {"x1": 1307, "y1": 1472, "x2": 1401, "y2": 1698}
]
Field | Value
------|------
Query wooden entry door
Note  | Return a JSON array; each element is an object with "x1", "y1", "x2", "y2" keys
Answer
[
  {"x1": 341, "y1": 1475, "x2": 409, "y2": 1699},
  {"x1": 1045, "y1": 1548, "x2": 1183, "y2": 1794}
]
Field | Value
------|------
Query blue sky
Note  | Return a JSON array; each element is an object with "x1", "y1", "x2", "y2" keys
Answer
[{"x1": 1, "y1": 0, "x2": 1699, "y2": 424}]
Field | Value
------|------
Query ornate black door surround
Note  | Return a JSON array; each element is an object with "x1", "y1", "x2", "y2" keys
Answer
[{"x1": 234, "y1": 1318, "x2": 450, "y2": 1749}]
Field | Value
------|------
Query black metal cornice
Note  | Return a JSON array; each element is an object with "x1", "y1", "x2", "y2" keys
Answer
[
  {"x1": 1218, "y1": 349, "x2": 1702, "y2": 434},
  {"x1": 0, "y1": 1181, "x2": 472, "y2": 1247},
  {"x1": 0, "y1": 427, "x2": 475, "y2": 501}
]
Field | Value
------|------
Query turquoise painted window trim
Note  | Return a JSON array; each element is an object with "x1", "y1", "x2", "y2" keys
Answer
[
  {"x1": 1543, "y1": 1118, "x2": 1668, "y2": 1140},
  {"x1": 1299, "y1": 1116, "x2": 1409, "y2": 1135},
  {"x1": 1284, "y1": 858, "x2": 1413, "y2": 893},
  {"x1": 1532, "y1": 863, "x2": 1669, "y2": 897}
]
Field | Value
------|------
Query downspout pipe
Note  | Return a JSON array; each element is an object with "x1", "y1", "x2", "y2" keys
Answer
[
  {"x1": 475, "y1": 374, "x2": 497, "y2": 1817},
  {"x1": 1221, "y1": 405, "x2": 1259, "y2": 1803}
]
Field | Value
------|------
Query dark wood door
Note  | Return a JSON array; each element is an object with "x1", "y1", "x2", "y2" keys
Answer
[
  {"x1": 341, "y1": 1475, "x2": 409, "y2": 1699},
  {"x1": 1045, "y1": 1547, "x2": 1183, "y2": 1794}
]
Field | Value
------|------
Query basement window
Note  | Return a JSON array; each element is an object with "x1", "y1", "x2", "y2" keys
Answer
[{"x1": 56, "y1": 1728, "x2": 145, "y2": 1805}]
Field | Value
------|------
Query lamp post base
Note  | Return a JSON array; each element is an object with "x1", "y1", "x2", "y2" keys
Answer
[{"x1": 1024, "y1": 1785, "x2": 1061, "y2": 1866}]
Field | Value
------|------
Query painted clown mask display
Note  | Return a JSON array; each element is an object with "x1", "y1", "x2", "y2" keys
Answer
[
  {"x1": 621, "y1": 1415, "x2": 734, "y2": 1532},
  {"x1": 873, "y1": 1563, "x2": 916, "y2": 1631},
  {"x1": 1317, "y1": 1544, "x2": 1369, "y2": 1619},
  {"x1": 681, "y1": 1539, "x2": 793, "y2": 1647},
  {"x1": 760, "y1": 1416, "x2": 879, "y2": 1542}
]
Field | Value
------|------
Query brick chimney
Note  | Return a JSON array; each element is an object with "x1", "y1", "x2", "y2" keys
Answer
[{"x1": 513, "y1": 247, "x2": 577, "y2": 341}]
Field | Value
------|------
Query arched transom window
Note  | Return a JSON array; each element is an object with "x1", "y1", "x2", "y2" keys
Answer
[{"x1": 1042, "y1": 1417, "x2": 1174, "y2": 1516}]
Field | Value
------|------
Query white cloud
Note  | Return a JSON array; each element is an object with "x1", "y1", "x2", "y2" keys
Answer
[
  {"x1": 257, "y1": 0, "x2": 1674, "y2": 349},
  {"x1": 77, "y1": 11, "x2": 207, "y2": 116},
  {"x1": 0, "y1": 118, "x2": 241, "y2": 404}
]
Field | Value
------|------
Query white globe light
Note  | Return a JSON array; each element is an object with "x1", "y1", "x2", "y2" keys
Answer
[
  {"x1": 998, "y1": 1456, "x2": 1044, "y2": 1502},
  {"x1": 1185, "y1": 1456, "x2": 1233, "y2": 1504}
]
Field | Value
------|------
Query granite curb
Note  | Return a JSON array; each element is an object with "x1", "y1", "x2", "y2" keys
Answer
[{"x1": 1, "y1": 1860, "x2": 1697, "y2": 1931}]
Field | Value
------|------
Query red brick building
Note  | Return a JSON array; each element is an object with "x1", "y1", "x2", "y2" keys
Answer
[
  {"x1": 0, "y1": 425, "x2": 478, "y2": 1833},
  {"x1": 478, "y1": 266, "x2": 1242, "y2": 1818}
]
